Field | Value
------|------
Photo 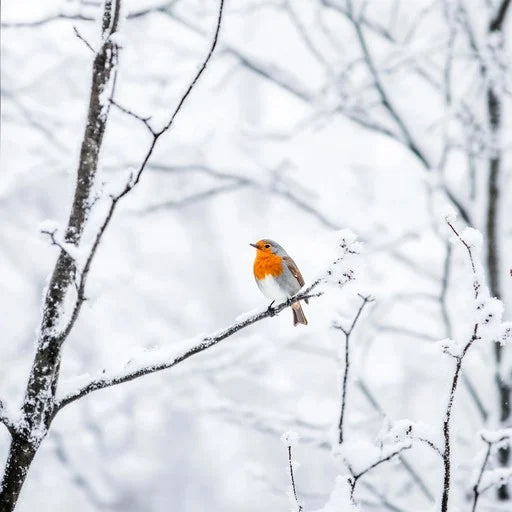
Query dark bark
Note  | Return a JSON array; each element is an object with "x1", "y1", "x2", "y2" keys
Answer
[
  {"x1": 441, "y1": 222, "x2": 481, "y2": 511},
  {"x1": 0, "y1": 438, "x2": 37, "y2": 512},
  {"x1": 335, "y1": 295, "x2": 373, "y2": 445}
]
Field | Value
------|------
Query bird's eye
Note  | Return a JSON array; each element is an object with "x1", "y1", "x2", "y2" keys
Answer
[{"x1": 265, "y1": 244, "x2": 270, "y2": 248}]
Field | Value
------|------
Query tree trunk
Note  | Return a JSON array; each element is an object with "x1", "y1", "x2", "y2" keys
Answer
[{"x1": 0, "y1": 438, "x2": 37, "y2": 512}]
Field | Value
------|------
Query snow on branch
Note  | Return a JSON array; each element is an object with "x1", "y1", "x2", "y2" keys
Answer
[
  {"x1": 335, "y1": 437, "x2": 412, "y2": 507},
  {"x1": 439, "y1": 216, "x2": 509, "y2": 511},
  {"x1": 378, "y1": 419, "x2": 443, "y2": 459},
  {"x1": 0, "y1": 400, "x2": 18, "y2": 437},
  {"x1": 56, "y1": 232, "x2": 359, "y2": 411}
]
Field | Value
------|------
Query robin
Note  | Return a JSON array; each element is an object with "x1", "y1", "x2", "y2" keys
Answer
[{"x1": 250, "y1": 239, "x2": 308, "y2": 326}]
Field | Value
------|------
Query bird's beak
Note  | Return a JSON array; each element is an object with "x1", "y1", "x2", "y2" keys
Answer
[{"x1": 249, "y1": 243, "x2": 258, "y2": 249}]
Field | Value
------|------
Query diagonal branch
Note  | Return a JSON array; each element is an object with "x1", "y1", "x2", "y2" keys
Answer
[{"x1": 55, "y1": 285, "x2": 324, "y2": 412}]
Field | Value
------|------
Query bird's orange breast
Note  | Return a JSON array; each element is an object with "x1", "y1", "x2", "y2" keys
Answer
[{"x1": 253, "y1": 251, "x2": 283, "y2": 280}]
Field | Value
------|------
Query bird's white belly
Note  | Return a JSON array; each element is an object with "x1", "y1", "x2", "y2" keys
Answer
[{"x1": 257, "y1": 275, "x2": 288, "y2": 301}]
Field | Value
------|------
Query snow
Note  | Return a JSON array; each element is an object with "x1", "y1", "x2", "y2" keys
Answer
[
  {"x1": 437, "y1": 337, "x2": 465, "y2": 358},
  {"x1": 109, "y1": 32, "x2": 125, "y2": 47},
  {"x1": 281, "y1": 430, "x2": 300, "y2": 447},
  {"x1": 313, "y1": 475, "x2": 358, "y2": 512},
  {"x1": 378, "y1": 419, "x2": 442, "y2": 452},
  {"x1": 494, "y1": 322, "x2": 512, "y2": 346},
  {"x1": 480, "y1": 429, "x2": 512, "y2": 444},
  {"x1": 38, "y1": 219, "x2": 60, "y2": 234},
  {"x1": 479, "y1": 468, "x2": 512, "y2": 492},
  {"x1": 460, "y1": 227, "x2": 483, "y2": 252},
  {"x1": 441, "y1": 204, "x2": 457, "y2": 223}
]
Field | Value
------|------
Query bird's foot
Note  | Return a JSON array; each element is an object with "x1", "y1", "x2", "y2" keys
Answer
[{"x1": 267, "y1": 300, "x2": 277, "y2": 317}]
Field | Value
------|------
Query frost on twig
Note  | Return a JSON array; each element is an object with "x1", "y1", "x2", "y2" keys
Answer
[
  {"x1": 378, "y1": 419, "x2": 443, "y2": 458},
  {"x1": 282, "y1": 433, "x2": 303, "y2": 512}
]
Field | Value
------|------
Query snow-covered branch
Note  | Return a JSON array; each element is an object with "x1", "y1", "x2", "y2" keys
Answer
[
  {"x1": 439, "y1": 217, "x2": 502, "y2": 511},
  {"x1": 56, "y1": 286, "x2": 323, "y2": 410},
  {"x1": 283, "y1": 432, "x2": 303, "y2": 512}
]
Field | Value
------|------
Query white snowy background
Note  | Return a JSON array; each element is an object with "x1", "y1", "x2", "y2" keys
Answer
[{"x1": 1, "y1": 0, "x2": 511, "y2": 511}]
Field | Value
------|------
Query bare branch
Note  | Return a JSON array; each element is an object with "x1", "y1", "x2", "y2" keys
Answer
[
  {"x1": 333, "y1": 294, "x2": 374, "y2": 444},
  {"x1": 1, "y1": 13, "x2": 94, "y2": 28},
  {"x1": 72, "y1": 26, "x2": 95, "y2": 53},
  {"x1": 489, "y1": 0, "x2": 512, "y2": 31},
  {"x1": 144, "y1": 163, "x2": 340, "y2": 229},
  {"x1": 142, "y1": 183, "x2": 245, "y2": 212}
]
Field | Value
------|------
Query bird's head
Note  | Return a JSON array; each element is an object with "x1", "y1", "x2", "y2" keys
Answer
[{"x1": 250, "y1": 239, "x2": 286, "y2": 256}]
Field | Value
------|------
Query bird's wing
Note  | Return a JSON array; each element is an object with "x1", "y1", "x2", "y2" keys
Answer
[
  {"x1": 283, "y1": 256, "x2": 308, "y2": 303},
  {"x1": 284, "y1": 257, "x2": 304, "y2": 286}
]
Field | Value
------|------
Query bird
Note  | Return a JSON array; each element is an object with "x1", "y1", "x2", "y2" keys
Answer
[{"x1": 250, "y1": 239, "x2": 308, "y2": 326}]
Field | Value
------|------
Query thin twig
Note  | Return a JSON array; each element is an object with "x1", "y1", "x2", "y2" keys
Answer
[
  {"x1": 287, "y1": 445, "x2": 303, "y2": 512},
  {"x1": 73, "y1": 26, "x2": 95, "y2": 52},
  {"x1": 472, "y1": 442, "x2": 492, "y2": 512},
  {"x1": 440, "y1": 219, "x2": 482, "y2": 512},
  {"x1": 333, "y1": 294, "x2": 374, "y2": 444},
  {"x1": 348, "y1": 444, "x2": 412, "y2": 501}
]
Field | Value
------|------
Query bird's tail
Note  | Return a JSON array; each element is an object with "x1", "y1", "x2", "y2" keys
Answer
[{"x1": 292, "y1": 302, "x2": 308, "y2": 326}]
